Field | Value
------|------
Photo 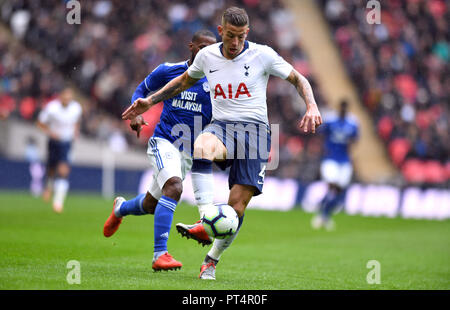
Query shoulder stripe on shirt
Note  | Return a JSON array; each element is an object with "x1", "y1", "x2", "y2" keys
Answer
[{"x1": 144, "y1": 78, "x2": 150, "y2": 91}]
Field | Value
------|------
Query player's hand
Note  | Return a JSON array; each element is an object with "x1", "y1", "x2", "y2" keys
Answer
[
  {"x1": 299, "y1": 103, "x2": 322, "y2": 134},
  {"x1": 49, "y1": 132, "x2": 60, "y2": 141},
  {"x1": 129, "y1": 115, "x2": 148, "y2": 138},
  {"x1": 122, "y1": 97, "x2": 152, "y2": 120}
]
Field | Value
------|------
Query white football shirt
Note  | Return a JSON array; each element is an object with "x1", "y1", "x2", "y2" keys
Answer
[
  {"x1": 187, "y1": 41, "x2": 293, "y2": 125},
  {"x1": 38, "y1": 99, "x2": 82, "y2": 142}
]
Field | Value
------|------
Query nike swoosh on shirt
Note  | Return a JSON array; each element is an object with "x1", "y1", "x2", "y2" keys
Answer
[{"x1": 209, "y1": 69, "x2": 219, "y2": 73}]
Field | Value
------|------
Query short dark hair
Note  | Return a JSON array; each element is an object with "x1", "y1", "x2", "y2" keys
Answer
[
  {"x1": 222, "y1": 7, "x2": 249, "y2": 27},
  {"x1": 192, "y1": 29, "x2": 216, "y2": 42}
]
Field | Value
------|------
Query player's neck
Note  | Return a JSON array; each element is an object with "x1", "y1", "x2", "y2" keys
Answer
[{"x1": 220, "y1": 41, "x2": 248, "y2": 60}]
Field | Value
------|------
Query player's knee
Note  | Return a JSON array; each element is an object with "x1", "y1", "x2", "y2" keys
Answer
[
  {"x1": 142, "y1": 192, "x2": 158, "y2": 214},
  {"x1": 57, "y1": 163, "x2": 70, "y2": 178},
  {"x1": 162, "y1": 177, "x2": 183, "y2": 201},
  {"x1": 194, "y1": 134, "x2": 219, "y2": 161}
]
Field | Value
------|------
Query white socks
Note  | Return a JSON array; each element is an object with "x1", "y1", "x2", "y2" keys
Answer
[
  {"x1": 191, "y1": 172, "x2": 214, "y2": 219},
  {"x1": 53, "y1": 178, "x2": 69, "y2": 208},
  {"x1": 207, "y1": 230, "x2": 240, "y2": 261}
]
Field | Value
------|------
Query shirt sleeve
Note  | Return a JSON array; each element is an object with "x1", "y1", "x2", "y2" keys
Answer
[
  {"x1": 131, "y1": 64, "x2": 167, "y2": 103},
  {"x1": 38, "y1": 104, "x2": 51, "y2": 124},
  {"x1": 187, "y1": 48, "x2": 206, "y2": 79},
  {"x1": 260, "y1": 45, "x2": 293, "y2": 79},
  {"x1": 75, "y1": 102, "x2": 82, "y2": 121}
]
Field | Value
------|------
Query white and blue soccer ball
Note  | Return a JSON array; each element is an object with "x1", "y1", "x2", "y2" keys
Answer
[{"x1": 202, "y1": 203, "x2": 239, "y2": 239}]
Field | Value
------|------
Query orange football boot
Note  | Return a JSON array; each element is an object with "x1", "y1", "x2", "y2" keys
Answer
[
  {"x1": 176, "y1": 220, "x2": 213, "y2": 246},
  {"x1": 152, "y1": 252, "x2": 182, "y2": 271},
  {"x1": 103, "y1": 197, "x2": 125, "y2": 237}
]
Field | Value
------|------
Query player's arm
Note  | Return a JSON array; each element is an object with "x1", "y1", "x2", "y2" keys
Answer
[
  {"x1": 285, "y1": 69, "x2": 322, "y2": 134},
  {"x1": 127, "y1": 77, "x2": 153, "y2": 137},
  {"x1": 122, "y1": 72, "x2": 199, "y2": 120},
  {"x1": 74, "y1": 121, "x2": 81, "y2": 140},
  {"x1": 36, "y1": 120, "x2": 59, "y2": 140}
]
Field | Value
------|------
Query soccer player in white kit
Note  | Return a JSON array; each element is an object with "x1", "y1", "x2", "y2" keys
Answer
[
  {"x1": 122, "y1": 7, "x2": 322, "y2": 279},
  {"x1": 37, "y1": 87, "x2": 82, "y2": 213}
]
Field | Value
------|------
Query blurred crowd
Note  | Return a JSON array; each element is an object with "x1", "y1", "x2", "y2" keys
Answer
[
  {"x1": 0, "y1": 0, "x2": 327, "y2": 181},
  {"x1": 321, "y1": 0, "x2": 449, "y2": 185}
]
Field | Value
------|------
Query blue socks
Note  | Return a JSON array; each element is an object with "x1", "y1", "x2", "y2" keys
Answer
[
  {"x1": 117, "y1": 193, "x2": 147, "y2": 216},
  {"x1": 192, "y1": 158, "x2": 213, "y2": 173},
  {"x1": 154, "y1": 196, "x2": 178, "y2": 253},
  {"x1": 321, "y1": 190, "x2": 346, "y2": 219}
]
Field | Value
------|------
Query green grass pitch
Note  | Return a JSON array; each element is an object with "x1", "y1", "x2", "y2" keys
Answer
[{"x1": 0, "y1": 191, "x2": 448, "y2": 290}]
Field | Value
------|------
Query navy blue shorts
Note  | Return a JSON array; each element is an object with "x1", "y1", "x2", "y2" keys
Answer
[
  {"x1": 47, "y1": 139, "x2": 72, "y2": 168},
  {"x1": 203, "y1": 120, "x2": 271, "y2": 196}
]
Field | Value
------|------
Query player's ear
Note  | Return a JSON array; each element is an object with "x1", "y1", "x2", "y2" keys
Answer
[
  {"x1": 188, "y1": 42, "x2": 194, "y2": 52},
  {"x1": 217, "y1": 25, "x2": 223, "y2": 36}
]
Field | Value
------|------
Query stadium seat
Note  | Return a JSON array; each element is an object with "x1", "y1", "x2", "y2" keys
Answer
[
  {"x1": 388, "y1": 138, "x2": 411, "y2": 167},
  {"x1": 423, "y1": 161, "x2": 447, "y2": 184},
  {"x1": 377, "y1": 116, "x2": 394, "y2": 141},
  {"x1": 401, "y1": 159, "x2": 426, "y2": 184},
  {"x1": 19, "y1": 97, "x2": 37, "y2": 120},
  {"x1": 445, "y1": 162, "x2": 450, "y2": 180}
]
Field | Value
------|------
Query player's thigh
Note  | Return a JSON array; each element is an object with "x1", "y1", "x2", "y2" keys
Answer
[
  {"x1": 193, "y1": 132, "x2": 227, "y2": 161},
  {"x1": 53, "y1": 141, "x2": 71, "y2": 177},
  {"x1": 147, "y1": 137, "x2": 184, "y2": 192},
  {"x1": 148, "y1": 174, "x2": 163, "y2": 201},
  {"x1": 57, "y1": 161, "x2": 70, "y2": 177}
]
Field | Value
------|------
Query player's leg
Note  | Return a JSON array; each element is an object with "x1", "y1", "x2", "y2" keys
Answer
[
  {"x1": 176, "y1": 129, "x2": 227, "y2": 245},
  {"x1": 103, "y1": 179, "x2": 160, "y2": 238},
  {"x1": 51, "y1": 140, "x2": 73, "y2": 213},
  {"x1": 200, "y1": 124, "x2": 270, "y2": 279},
  {"x1": 312, "y1": 159, "x2": 338, "y2": 229},
  {"x1": 43, "y1": 166, "x2": 55, "y2": 202},
  {"x1": 199, "y1": 184, "x2": 253, "y2": 279},
  {"x1": 43, "y1": 139, "x2": 57, "y2": 202},
  {"x1": 52, "y1": 161, "x2": 70, "y2": 213},
  {"x1": 152, "y1": 176, "x2": 183, "y2": 271},
  {"x1": 316, "y1": 161, "x2": 352, "y2": 230},
  {"x1": 192, "y1": 132, "x2": 227, "y2": 217}
]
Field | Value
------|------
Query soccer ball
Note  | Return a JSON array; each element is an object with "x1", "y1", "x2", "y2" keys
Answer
[{"x1": 202, "y1": 203, "x2": 239, "y2": 239}]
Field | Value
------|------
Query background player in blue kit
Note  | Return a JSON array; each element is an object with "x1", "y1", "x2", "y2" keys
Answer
[
  {"x1": 312, "y1": 100, "x2": 359, "y2": 231},
  {"x1": 103, "y1": 30, "x2": 216, "y2": 271}
]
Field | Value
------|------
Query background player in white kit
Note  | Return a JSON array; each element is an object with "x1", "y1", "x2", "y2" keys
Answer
[
  {"x1": 122, "y1": 7, "x2": 322, "y2": 280},
  {"x1": 37, "y1": 87, "x2": 82, "y2": 213}
]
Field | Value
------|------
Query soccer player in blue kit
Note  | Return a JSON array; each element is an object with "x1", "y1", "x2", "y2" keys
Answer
[
  {"x1": 312, "y1": 100, "x2": 359, "y2": 231},
  {"x1": 103, "y1": 30, "x2": 217, "y2": 271},
  {"x1": 122, "y1": 7, "x2": 323, "y2": 280}
]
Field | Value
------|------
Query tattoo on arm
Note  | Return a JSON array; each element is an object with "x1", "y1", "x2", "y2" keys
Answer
[
  {"x1": 286, "y1": 70, "x2": 316, "y2": 107},
  {"x1": 150, "y1": 72, "x2": 198, "y2": 105}
]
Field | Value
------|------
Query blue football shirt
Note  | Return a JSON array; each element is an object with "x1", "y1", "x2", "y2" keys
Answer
[
  {"x1": 321, "y1": 115, "x2": 359, "y2": 163},
  {"x1": 131, "y1": 60, "x2": 212, "y2": 154}
]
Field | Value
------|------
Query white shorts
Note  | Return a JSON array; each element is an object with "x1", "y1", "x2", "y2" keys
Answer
[
  {"x1": 320, "y1": 159, "x2": 353, "y2": 188},
  {"x1": 146, "y1": 137, "x2": 193, "y2": 200}
]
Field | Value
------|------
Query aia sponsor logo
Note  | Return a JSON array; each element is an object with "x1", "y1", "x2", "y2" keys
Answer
[{"x1": 214, "y1": 83, "x2": 251, "y2": 99}]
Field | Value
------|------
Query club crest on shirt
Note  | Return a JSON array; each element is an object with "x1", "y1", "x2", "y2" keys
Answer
[
  {"x1": 203, "y1": 82, "x2": 210, "y2": 93},
  {"x1": 244, "y1": 64, "x2": 250, "y2": 76}
]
